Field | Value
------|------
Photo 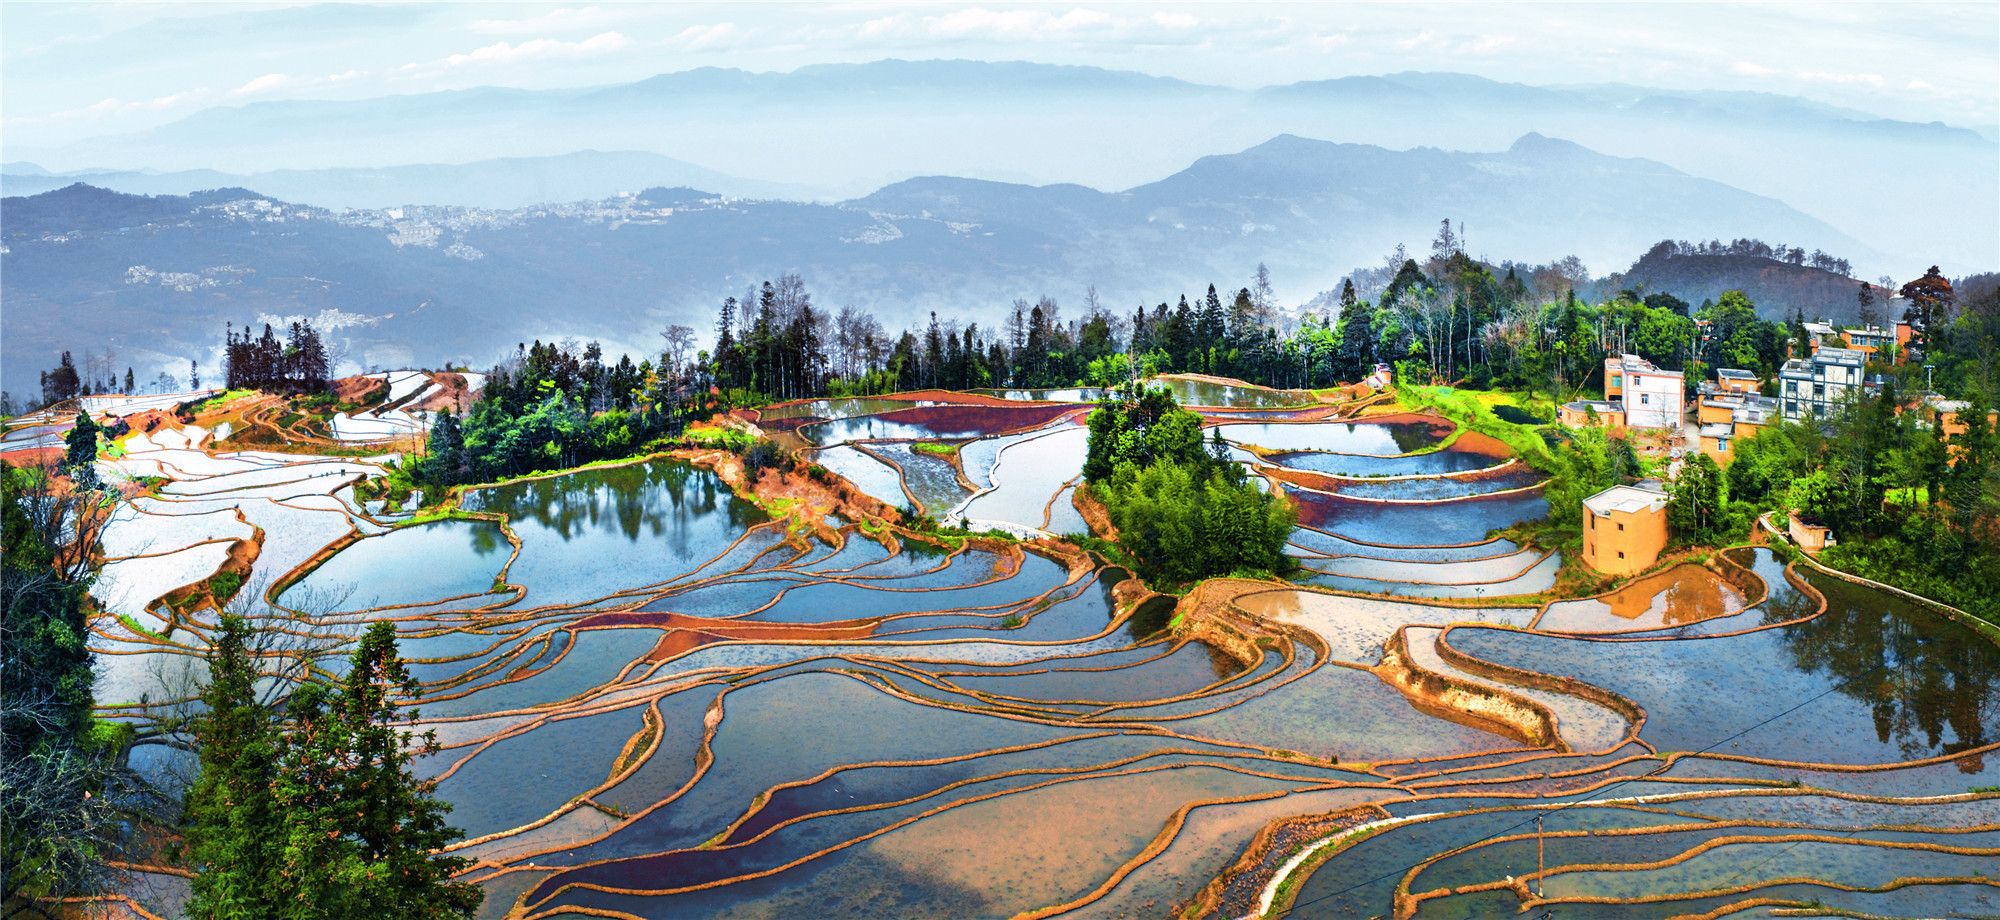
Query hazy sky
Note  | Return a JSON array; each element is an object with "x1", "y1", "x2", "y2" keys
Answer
[{"x1": 5, "y1": 1, "x2": 1996, "y2": 150}]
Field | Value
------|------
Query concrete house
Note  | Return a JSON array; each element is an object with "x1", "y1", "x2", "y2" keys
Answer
[
  {"x1": 1779, "y1": 347, "x2": 1864, "y2": 422},
  {"x1": 1604, "y1": 354, "x2": 1684, "y2": 429},
  {"x1": 1581, "y1": 481, "x2": 1670, "y2": 576}
]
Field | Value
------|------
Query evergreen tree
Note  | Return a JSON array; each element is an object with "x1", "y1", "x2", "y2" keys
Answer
[
  {"x1": 185, "y1": 615, "x2": 285, "y2": 917},
  {"x1": 42, "y1": 352, "x2": 81, "y2": 406},
  {"x1": 189, "y1": 622, "x2": 480, "y2": 919}
]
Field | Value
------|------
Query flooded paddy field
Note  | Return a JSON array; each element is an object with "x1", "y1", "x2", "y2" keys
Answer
[{"x1": 88, "y1": 396, "x2": 2000, "y2": 919}]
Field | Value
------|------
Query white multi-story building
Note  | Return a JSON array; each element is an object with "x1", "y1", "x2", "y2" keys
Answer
[
  {"x1": 1778, "y1": 347, "x2": 1864, "y2": 421},
  {"x1": 1603, "y1": 354, "x2": 1685, "y2": 429}
]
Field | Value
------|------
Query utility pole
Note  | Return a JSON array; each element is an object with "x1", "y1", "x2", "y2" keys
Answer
[
  {"x1": 1530, "y1": 812, "x2": 1554, "y2": 918},
  {"x1": 1535, "y1": 812, "x2": 1546, "y2": 902}
]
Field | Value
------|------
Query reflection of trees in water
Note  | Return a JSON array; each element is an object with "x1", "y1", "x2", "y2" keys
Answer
[
  {"x1": 1780, "y1": 569, "x2": 1999, "y2": 767},
  {"x1": 1385, "y1": 421, "x2": 1451, "y2": 454},
  {"x1": 468, "y1": 519, "x2": 509, "y2": 557},
  {"x1": 471, "y1": 461, "x2": 763, "y2": 556}
]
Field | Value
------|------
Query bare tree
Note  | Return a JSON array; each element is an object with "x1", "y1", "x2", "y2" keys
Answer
[{"x1": 659, "y1": 325, "x2": 696, "y2": 378}]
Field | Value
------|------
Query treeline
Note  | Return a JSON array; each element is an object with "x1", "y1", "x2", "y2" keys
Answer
[
  {"x1": 1731, "y1": 381, "x2": 2000, "y2": 619},
  {"x1": 1640, "y1": 237, "x2": 1854, "y2": 276},
  {"x1": 223, "y1": 319, "x2": 330, "y2": 392},
  {"x1": 1081, "y1": 386, "x2": 1295, "y2": 584},
  {"x1": 19, "y1": 351, "x2": 186, "y2": 414},
  {"x1": 417, "y1": 337, "x2": 716, "y2": 487},
  {"x1": 684, "y1": 229, "x2": 1818, "y2": 410}
]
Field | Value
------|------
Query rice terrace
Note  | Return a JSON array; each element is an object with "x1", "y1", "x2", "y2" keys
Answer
[{"x1": 3, "y1": 3, "x2": 1998, "y2": 919}]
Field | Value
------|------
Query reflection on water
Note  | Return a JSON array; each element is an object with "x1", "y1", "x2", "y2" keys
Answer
[
  {"x1": 466, "y1": 460, "x2": 770, "y2": 604},
  {"x1": 467, "y1": 459, "x2": 764, "y2": 544},
  {"x1": 1783, "y1": 569, "x2": 1999, "y2": 765}
]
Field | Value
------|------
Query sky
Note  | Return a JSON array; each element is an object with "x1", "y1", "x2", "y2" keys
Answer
[{"x1": 4, "y1": 1, "x2": 1997, "y2": 152}]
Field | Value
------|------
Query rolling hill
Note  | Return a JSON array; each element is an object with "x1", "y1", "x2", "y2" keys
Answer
[{"x1": 0, "y1": 133, "x2": 1883, "y2": 397}]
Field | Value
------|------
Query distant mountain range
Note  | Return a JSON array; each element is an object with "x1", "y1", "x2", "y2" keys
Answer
[
  {"x1": 2, "y1": 132, "x2": 1877, "y2": 397},
  {"x1": 0, "y1": 151, "x2": 827, "y2": 210},
  {"x1": 10, "y1": 61, "x2": 1994, "y2": 271}
]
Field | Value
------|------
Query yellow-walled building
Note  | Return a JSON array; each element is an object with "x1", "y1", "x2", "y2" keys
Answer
[{"x1": 1581, "y1": 482, "x2": 1670, "y2": 576}]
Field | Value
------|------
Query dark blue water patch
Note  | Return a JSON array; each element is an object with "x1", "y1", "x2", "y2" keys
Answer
[
  {"x1": 1285, "y1": 485, "x2": 1548, "y2": 546},
  {"x1": 418, "y1": 627, "x2": 663, "y2": 719},
  {"x1": 1660, "y1": 749, "x2": 1996, "y2": 797},
  {"x1": 875, "y1": 571, "x2": 1108, "y2": 642},
  {"x1": 1287, "y1": 526, "x2": 1521, "y2": 562},
  {"x1": 644, "y1": 575, "x2": 807, "y2": 617},
  {"x1": 1328, "y1": 467, "x2": 1545, "y2": 501},
  {"x1": 747, "y1": 553, "x2": 1069, "y2": 624},
  {"x1": 539, "y1": 671, "x2": 1087, "y2": 865},
  {"x1": 597, "y1": 685, "x2": 727, "y2": 816},
  {"x1": 1266, "y1": 446, "x2": 1504, "y2": 478},
  {"x1": 944, "y1": 639, "x2": 1244, "y2": 705},
  {"x1": 434, "y1": 703, "x2": 648, "y2": 840},
  {"x1": 1448, "y1": 566, "x2": 2000, "y2": 766},
  {"x1": 534, "y1": 763, "x2": 1312, "y2": 919}
]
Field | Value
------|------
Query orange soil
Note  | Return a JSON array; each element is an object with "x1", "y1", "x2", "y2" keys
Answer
[
  {"x1": 332, "y1": 374, "x2": 388, "y2": 404},
  {"x1": 0, "y1": 446, "x2": 65, "y2": 468},
  {"x1": 412, "y1": 372, "x2": 472, "y2": 413}
]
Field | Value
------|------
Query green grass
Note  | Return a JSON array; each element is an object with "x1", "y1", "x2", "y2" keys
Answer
[
  {"x1": 116, "y1": 612, "x2": 166, "y2": 641},
  {"x1": 1395, "y1": 385, "x2": 1556, "y2": 470},
  {"x1": 912, "y1": 441, "x2": 959, "y2": 457},
  {"x1": 192, "y1": 388, "x2": 255, "y2": 413},
  {"x1": 208, "y1": 570, "x2": 244, "y2": 606}
]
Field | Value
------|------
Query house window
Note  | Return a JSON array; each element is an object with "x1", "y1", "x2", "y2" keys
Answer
[
  {"x1": 1719, "y1": 441, "x2": 1729, "y2": 452},
  {"x1": 1618, "y1": 551, "x2": 1626, "y2": 559},
  {"x1": 1611, "y1": 375, "x2": 1621, "y2": 387},
  {"x1": 1617, "y1": 522, "x2": 1625, "y2": 531},
  {"x1": 1640, "y1": 393, "x2": 1649, "y2": 404}
]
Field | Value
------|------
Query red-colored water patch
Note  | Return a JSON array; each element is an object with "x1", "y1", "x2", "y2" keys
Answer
[{"x1": 574, "y1": 612, "x2": 879, "y2": 661}]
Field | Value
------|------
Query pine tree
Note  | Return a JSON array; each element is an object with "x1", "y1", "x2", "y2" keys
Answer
[
  {"x1": 273, "y1": 623, "x2": 479, "y2": 919},
  {"x1": 185, "y1": 615, "x2": 285, "y2": 917},
  {"x1": 184, "y1": 620, "x2": 481, "y2": 918}
]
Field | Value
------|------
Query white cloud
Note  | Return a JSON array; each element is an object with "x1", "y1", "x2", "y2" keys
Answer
[
  {"x1": 1302, "y1": 31, "x2": 1351, "y2": 52},
  {"x1": 4, "y1": 88, "x2": 212, "y2": 126},
  {"x1": 926, "y1": 7, "x2": 1113, "y2": 39},
  {"x1": 401, "y1": 31, "x2": 634, "y2": 77},
  {"x1": 1731, "y1": 61, "x2": 1779, "y2": 77},
  {"x1": 1151, "y1": 12, "x2": 1199, "y2": 30},
  {"x1": 1395, "y1": 30, "x2": 1440, "y2": 52},
  {"x1": 229, "y1": 73, "x2": 294, "y2": 97},
  {"x1": 667, "y1": 23, "x2": 739, "y2": 51},
  {"x1": 327, "y1": 69, "x2": 368, "y2": 83},
  {"x1": 1794, "y1": 70, "x2": 1884, "y2": 87}
]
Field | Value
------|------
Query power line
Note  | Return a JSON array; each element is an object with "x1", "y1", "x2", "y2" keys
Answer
[{"x1": 1266, "y1": 662, "x2": 1887, "y2": 919}]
